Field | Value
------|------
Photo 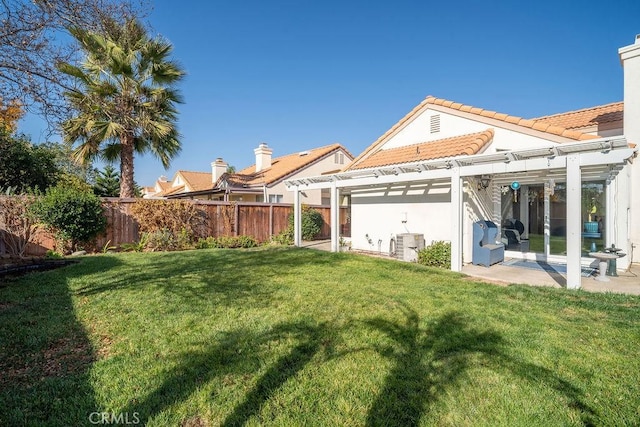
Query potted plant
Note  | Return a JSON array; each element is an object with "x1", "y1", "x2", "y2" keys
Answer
[
  {"x1": 339, "y1": 236, "x2": 351, "y2": 252},
  {"x1": 582, "y1": 186, "x2": 603, "y2": 233}
]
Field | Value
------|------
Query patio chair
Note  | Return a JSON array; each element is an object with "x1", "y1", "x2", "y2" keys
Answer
[
  {"x1": 502, "y1": 219, "x2": 530, "y2": 252},
  {"x1": 472, "y1": 220, "x2": 505, "y2": 267}
]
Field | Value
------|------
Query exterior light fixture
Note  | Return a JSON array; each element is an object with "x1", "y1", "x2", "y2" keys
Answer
[{"x1": 478, "y1": 175, "x2": 491, "y2": 190}]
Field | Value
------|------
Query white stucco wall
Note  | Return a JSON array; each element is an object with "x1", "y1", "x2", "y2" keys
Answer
[
  {"x1": 349, "y1": 181, "x2": 452, "y2": 252},
  {"x1": 350, "y1": 179, "x2": 489, "y2": 263}
]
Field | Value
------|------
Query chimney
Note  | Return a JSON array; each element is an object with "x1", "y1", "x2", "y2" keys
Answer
[
  {"x1": 254, "y1": 143, "x2": 273, "y2": 172},
  {"x1": 211, "y1": 157, "x2": 228, "y2": 184}
]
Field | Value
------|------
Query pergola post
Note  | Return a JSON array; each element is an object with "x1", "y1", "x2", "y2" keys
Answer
[
  {"x1": 293, "y1": 186, "x2": 302, "y2": 247},
  {"x1": 544, "y1": 181, "x2": 551, "y2": 255},
  {"x1": 451, "y1": 167, "x2": 463, "y2": 272},
  {"x1": 330, "y1": 180, "x2": 339, "y2": 252},
  {"x1": 566, "y1": 154, "x2": 582, "y2": 289}
]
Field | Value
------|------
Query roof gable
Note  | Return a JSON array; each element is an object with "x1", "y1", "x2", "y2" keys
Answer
[
  {"x1": 176, "y1": 170, "x2": 213, "y2": 192},
  {"x1": 347, "y1": 96, "x2": 599, "y2": 170},
  {"x1": 351, "y1": 129, "x2": 494, "y2": 170}
]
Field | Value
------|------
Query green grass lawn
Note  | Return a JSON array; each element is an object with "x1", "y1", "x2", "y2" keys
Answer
[
  {"x1": 528, "y1": 234, "x2": 606, "y2": 255},
  {"x1": 1, "y1": 247, "x2": 639, "y2": 426}
]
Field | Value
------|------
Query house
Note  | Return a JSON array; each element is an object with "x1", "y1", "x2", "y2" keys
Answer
[
  {"x1": 286, "y1": 35, "x2": 640, "y2": 290},
  {"x1": 146, "y1": 143, "x2": 353, "y2": 204}
]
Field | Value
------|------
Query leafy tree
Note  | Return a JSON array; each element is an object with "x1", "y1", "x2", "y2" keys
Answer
[
  {"x1": 0, "y1": 130, "x2": 58, "y2": 191},
  {"x1": 40, "y1": 141, "x2": 97, "y2": 186},
  {"x1": 0, "y1": 98, "x2": 23, "y2": 132},
  {"x1": 226, "y1": 165, "x2": 236, "y2": 174},
  {"x1": 94, "y1": 165, "x2": 120, "y2": 197},
  {"x1": 58, "y1": 19, "x2": 185, "y2": 198},
  {"x1": 0, "y1": 0, "x2": 147, "y2": 124},
  {"x1": 31, "y1": 185, "x2": 106, "y2": 252}
]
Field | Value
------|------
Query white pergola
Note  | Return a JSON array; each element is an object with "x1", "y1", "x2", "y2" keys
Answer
[{"x1": 285, "y1": 137, "x2": 636, "y2": 289}]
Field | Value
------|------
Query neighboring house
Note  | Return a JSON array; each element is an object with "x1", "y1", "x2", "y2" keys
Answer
[
  {"x1": 145, "y1": 143, "x2": 353, "y2": 204},
  {"x1": 143, "y1": 176, "x2": 172, "y2": 198},
  {"x1": 286, "y1": 35, "x2": 640, "y2": 290}
]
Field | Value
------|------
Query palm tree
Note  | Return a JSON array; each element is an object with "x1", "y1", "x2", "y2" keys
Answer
[{"x1": 58, "y1": 19, "x2": 184, "y2": 197}]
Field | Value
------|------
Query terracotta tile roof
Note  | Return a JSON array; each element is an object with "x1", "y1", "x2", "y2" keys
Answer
[
  {"x1": 177, "y1": 170, "x2": 213, "y2": 192},
  {"x1": 531, "y1": 101, "x2": 623, "y2": 130},
  {"x1": 424, "y1": 96, "x2": 598, "y2": 140},
  {"x1": 158, "y1": 185, "x2": 185, "y2": 197},
  {"x1": 157, "y1": 180, "x2": 171, "y2": 191},
  {"x1": 351, "y1": 129, "x2": 494, "y2": 170},
  {"x1": 161, "y1": 143, "x2": 354, "y2": 197},
  {"x1": 234, "y1": 143, "x2": 353, "y2": 186},
  {"x1": 347, "y1": 95, "x2": 598, "y2": 170},
  {"x1": 223, "y1": 174, "x2": 255, "y2": 187}
]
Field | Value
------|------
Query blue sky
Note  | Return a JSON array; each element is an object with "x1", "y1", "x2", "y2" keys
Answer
[{"x1": 19, "y1": 0, "x2": 640, "y2": 187}]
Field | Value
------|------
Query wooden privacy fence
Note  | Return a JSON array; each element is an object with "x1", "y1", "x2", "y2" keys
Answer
[{"x1": 2, "y1": 198, "x2": 350, "y2": 256}]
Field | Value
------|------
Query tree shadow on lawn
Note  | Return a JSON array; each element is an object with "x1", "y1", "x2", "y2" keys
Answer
[
  {"x1": 364, "y1": 301, "x2": 597, "y2": 426},
  {"x1": 123, "y1": 319, "x2": 337, "y2": 426},
  {"x1": 0, "y1": 261, "x2": 106, "y2": 426},
  {"x1": 73, "y1": 247, "x2": 340, "y2": 305},
  {"x1": 112, "y1": 298, "x2": 596, "y2": 426}
]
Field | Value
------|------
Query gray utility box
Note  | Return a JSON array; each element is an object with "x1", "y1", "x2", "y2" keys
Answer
[{"x1": 396, "y1": 233, "x2": 425, "y2": 262}]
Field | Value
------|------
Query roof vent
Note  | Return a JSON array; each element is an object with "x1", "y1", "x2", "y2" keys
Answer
[
  {"x1": 299, "y1": 150, "x2": 310, "y2": 156},
  {"x1": 430, "y1": 114, "x2": 441, "y2": 134}
]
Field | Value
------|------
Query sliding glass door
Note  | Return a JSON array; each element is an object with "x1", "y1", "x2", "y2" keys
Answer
[{"x1": 501, "y1": 180, "x2": 606, "y2": 257}]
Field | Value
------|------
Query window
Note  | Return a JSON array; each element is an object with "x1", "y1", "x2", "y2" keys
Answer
[
  {"x1": 430, "y1": 114, "x2": 441, "y2": 134},
  {"x1": 334, "y1": 152, "x2": 345, "y2": 164},
  {"x1": 321, "y1": 188, "x2": 330, "y2": 205},
  {"x1": 268, "y1": 194, "x2": 283, "y2": 203}
]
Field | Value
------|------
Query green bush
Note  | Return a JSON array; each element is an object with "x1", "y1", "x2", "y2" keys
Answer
[
  {"x1": 195, "y1": 235, "x2": 259, "y2": 249},
  {"x1": 270, "y1": 229, "x2": 293, "y2": 246},
  {"x1": 417, "y1": 240, "x2": 451, "y2": 269},
  {"x1": 31, "y1": 185, "x2": 106, "y2": 252},
  {"x1": 143, "y1": 229, "x2": 177, "y2": 252},
  {"x1": 286, "y1": 206, "x2": 324, "y2": 241},
  {"x1": 45, "y1": 249, "x2": 64, "y2": 259}
]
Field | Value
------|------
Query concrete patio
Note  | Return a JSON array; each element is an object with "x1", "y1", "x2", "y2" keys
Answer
[
  {"x1": 462, "y1": 261, "x2": 640, "y2": 295},
  {"x1": 302, "y1": 240, "x2": 640, "y2": 295}
]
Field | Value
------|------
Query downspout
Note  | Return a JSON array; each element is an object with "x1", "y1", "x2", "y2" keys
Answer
[{"x1": 263, "y1": 185, "x2": 268, "y2": 203}]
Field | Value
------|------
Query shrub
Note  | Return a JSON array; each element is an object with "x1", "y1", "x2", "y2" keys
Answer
[
  {"x1": 30, "y1": 185, "x2": 106, "y2": 253},
  {"x1": 270, "y1": 229, "x2": 293, "y2": 246},
  {"x1": 130, "y1": 199, "x2": 206, "y2": 237},
  {"x1": 195, "y1": 235, "x2": 259, "y2": 249},
  {"x1": 130, "y1": 200, "x2": 206, "y2": 250},
  {"x1": 45, "y1": 249, "x2": 64, "y2": 259},
  {"x1": 0, "y1": 195, "x2": 41, "y2": 257},
  {"x1": 417, "y1": 240, "x2": 451, "y2": 269},
  {"x1": 286, "y1": 206, "x2": 324, "y2": 241}
]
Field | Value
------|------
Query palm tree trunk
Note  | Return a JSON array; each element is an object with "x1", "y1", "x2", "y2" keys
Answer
[{"x1": 120, "y1": 134, "x2": 136, "y2": 198}]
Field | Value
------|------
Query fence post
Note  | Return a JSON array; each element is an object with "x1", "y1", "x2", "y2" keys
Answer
[
  {"x1": 269, "y1": 205, "x2": 274, "y2": 237},
  {"x1": 234, "y1": 203, "x2": 239, "y2": 236}
]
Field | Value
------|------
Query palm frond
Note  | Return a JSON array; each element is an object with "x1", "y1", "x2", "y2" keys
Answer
[{"x1": 61, "y1": 18, "x2": 183, "y2": 181}]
